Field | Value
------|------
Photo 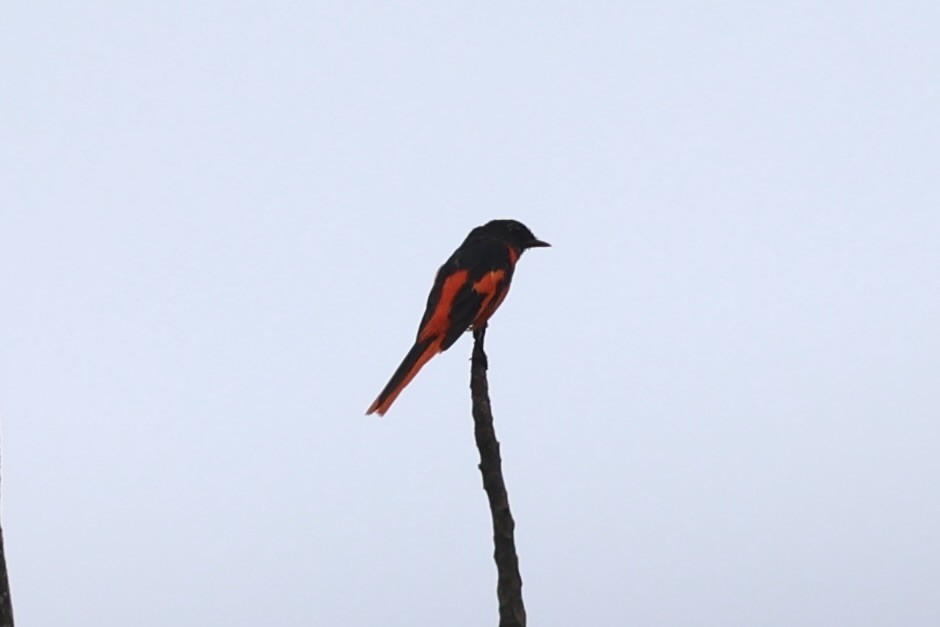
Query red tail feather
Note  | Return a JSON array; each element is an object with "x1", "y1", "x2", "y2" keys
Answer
[{"x1": 366, "y1": 337, "x2": 443, "y2": 416}]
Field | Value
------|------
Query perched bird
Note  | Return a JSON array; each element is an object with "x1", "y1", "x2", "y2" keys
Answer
[{"x1": 366, "y1": 219, "x2": 550, "y2": 416}]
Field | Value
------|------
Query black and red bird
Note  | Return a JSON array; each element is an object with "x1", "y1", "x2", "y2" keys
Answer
[{"x1": 366, "y1": 219, "x2": 550, "y2": 416}]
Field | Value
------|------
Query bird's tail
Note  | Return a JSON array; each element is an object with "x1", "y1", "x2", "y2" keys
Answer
[{"x1": 366, "y1": 336, "x2": 443, "y2": 416}]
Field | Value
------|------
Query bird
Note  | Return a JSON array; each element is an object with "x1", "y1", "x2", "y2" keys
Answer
[{"x1": 366, "y1": 219, "x2": 550, "y2": 416}]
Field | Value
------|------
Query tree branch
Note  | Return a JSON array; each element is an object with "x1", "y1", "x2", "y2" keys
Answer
[
  {"x1": 470, "y1": 325, "x2": 525, "y2": 627},
  {"x1": 0, "y1": 440, "x2": 13, "y2": 627}
]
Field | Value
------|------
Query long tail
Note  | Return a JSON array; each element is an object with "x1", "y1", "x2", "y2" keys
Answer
[{"x1": 366, "y1": 336, "x2": 443, "y2": 416}]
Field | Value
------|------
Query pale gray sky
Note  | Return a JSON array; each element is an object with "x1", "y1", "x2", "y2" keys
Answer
[{"x1": 2, "y1": 2, "x2": 939, "y2": 625}]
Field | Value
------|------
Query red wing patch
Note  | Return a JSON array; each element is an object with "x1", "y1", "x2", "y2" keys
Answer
[{"x1": 418, "y1": 270, "x2": 469, "y2": 342}]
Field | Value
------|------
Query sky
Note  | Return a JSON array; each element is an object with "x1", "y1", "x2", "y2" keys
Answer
[{"x1": 1, "y1": 2, "x2": 939, "y2": 625}]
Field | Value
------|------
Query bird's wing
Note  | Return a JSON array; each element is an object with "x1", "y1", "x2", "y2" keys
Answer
[{"x1": 439, "y1": 239, "x2": 515, "y2": 350}]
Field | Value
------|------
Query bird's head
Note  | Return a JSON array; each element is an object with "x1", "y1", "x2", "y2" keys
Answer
[{"x1": 472, "y1": 219, "x2": 551, "y2": 252}]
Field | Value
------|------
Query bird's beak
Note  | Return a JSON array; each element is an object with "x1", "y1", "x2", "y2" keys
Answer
[{"x1": 527, "y1": 238, "x2": 551, "y2": 249}]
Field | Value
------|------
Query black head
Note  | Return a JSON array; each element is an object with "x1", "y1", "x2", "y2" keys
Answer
[{"x1": 470, "y1": 219, "x2": 551, "y2": 251}]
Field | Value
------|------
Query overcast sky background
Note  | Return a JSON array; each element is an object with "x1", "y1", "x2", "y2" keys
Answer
[{"x1": 2, "y1": 2, "x2": 939, "y2": 625}]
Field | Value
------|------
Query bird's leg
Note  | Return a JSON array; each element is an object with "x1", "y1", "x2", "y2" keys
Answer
[{"x1": 472, "y1": 324, "x2": 489, "y2": 370}]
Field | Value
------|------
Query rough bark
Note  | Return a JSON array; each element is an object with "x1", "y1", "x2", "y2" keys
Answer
[{"x1": 470, "y1": 325, "x2": 525, "y2": 627}]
